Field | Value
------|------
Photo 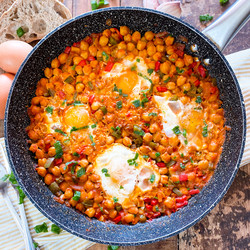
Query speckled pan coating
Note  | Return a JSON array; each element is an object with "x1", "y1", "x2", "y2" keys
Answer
[{"x1": 4, "y1": 7, "x2": 246, "y2": 246}]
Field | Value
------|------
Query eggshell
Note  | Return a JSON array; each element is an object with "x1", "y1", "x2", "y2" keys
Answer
[
  {"x1": 0, "y1": 73, "x2": 14, "y2": 119},
  {"x1": 0, "y1": 40, "x2": 33, "y2": 74}
]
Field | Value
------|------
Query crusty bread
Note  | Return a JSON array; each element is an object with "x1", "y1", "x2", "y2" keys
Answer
[{"x1": 0, "y1": 0, "x2": 72, "y2": 44}]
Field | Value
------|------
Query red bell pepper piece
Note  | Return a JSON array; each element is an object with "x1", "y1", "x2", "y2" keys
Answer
[
  {"x1": 146, "y1": 204, "x2": 153, "y2": 212},
  {"x1": 176, "y1": 195, "x2": 187, "y2": 203},
  {"x1": 179, "y1": 173, "x2": 188, "y2": 182},
  {"x1": 143, "y1": 197, "x2": 151, "y2": 203},
  {"x1": 64, "y1": 46, "x2": 71, "y2": 54},
  {"x1": 54, "y1": 158, "x2": 63, "y2": 165},
  {"x1": 157, "y1": 162, "x2": 166, "y2": 168},
  {"x1": 73, "y1": 41, "x2": 80, "y2": 47},
  {"x1": 186, "y1": 68, "x2": 193, "y2": 76},
  {"x1": 95, "y1": 211, "x2": 102, "y2": 219},
  {"x1": 104, "y1": 61, "x2": 114, "y2": 72},
  {"x1": 189, "y1": 189, "x2": 200, "y2": 195},
  {"x1": 58, "y1": 91, "x2": 66, "y2": 99},
  {"x1": 113, "y1": 28, "x2": 123, "y2": 41},
  {"x1": 76, "y1": 145, "x2": 87, "y2": 155},
  {"x1": 157, "y1": 86, "x2": 168, "y2": 92},
  {"x1": 151, "y1": 199, "x2": 158, "y2": 206},
  {"x1": 113, "y1": 215, "x2": 121, "y2": 224},
  {"x1": 175, "y1": 50, "x2": 184, "y2": 58},
  {"x1": 210, "y1": 86, "x2": 217, "y2": 94},
  {"x1": 88, "y1": 56, "x2": 95, "y2": 61},
  {"x1": 88, "y1": 95, "x2": 95, "y2": 105},
  {"x1": 45, "y1": 143, "x2": 51, "y2": 152},
  {"x1": 189, "y1": 62, "x2": 197, "y2": 69},
  {"x1": 152, "y1": 212, "x2": 161, "y2": 218},
  {"x1": 85, "y1": 36, "x2": 92, "y2": 44},
  {"x1": 155, "y1": 61, "x2": 161, "y2": 71},
  {"x1": 194, "y1": 80, "x2": 200, "y2": 87},
  {"x1": 78, "y1": 60, "x2": 87, "y2": 67},
  {"x1": 176, "y1": 200, "x2": 188, "y2": 209},
  {"x1": 198, "y1": 65, "x2": 206, "y2": 78}
]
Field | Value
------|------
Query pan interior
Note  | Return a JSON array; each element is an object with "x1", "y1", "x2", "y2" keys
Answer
[{"x1": 4, "y1": 8, "x2": 245, "y2": 245}]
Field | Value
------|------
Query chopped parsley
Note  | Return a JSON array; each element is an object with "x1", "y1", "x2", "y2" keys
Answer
[
  {"x1": 91, "y1": 0, "x2": 109, "y2": 10},
  {"x1": 202, "y1": 120, "x2": 208, "y2": 137},
  {"x1": 91, "y1": 123, "x2": 97, "y2": 129},
  {"x1": 172, "y1": 126, "x2": 181, "y2": 135},
  {"x1": 76, "y1": 167, "x2": 86, "y2": 177},
  {"x1": 164, "y1": 77, "x2": 171, "y2": 83},
  {"x1": 148, "y1": 112, "x2": 157, "y2": 117},
  {"x1": 176, "y1": 67, "x2": 184, "y2": 74},
  {"x1": 70, "y1": 125, "x2": 89, "y2": 133},
  {"x1": 190, "y1": 157, "x2": 194, "y2": 164},
  {"x1": 149, "y1": 174, "x2": 155, "y2": 183},
  {"x1": 182, "y1": 129, "x2": 187, "y2": 137},
  {"x1": 108, "y1": 246, "x2": 120, "y2": 250},
  {"x1": 131, "y1": 66, "x2": 137, "y2": 71},
  {"x1": 220, "y1": 0, "x2": 229, "y2": 5},
  {"x1": 54, "y1": 141, "x2": 63, "y2": 159},
  {"x1": 132, "y1": 99, "x2": 141, "y2": 108},
  {"x1": 88, "y1": 81, "x2": 94, "y2": 90},
  {"x1": 89, "y1": 134, "x2": 95, "y2": 146},
  {"x1": 16, "y1": 27, "x2": 25, "y2": 37},
  {"x1": 51, "y1": 224, "x2": 61, "y2": 234},
  {"x1": 133, "y1": 125, "x2": 145, "y2": 136},
  {"x1": 111, "y1": 126, "x2": 121, "y2": 138},
  {"x1": 73, "y1": 100, "x2": 84, "y2": 106},
  {"x1": 113, "y1": 197, "x2": 119, "y2": 203},
  {"x1": 196, "y1": 96, "x2": 202, "y2": 104},
  {"x1": 1, "y1": 174, "x2": 9, "y2": 182},
  {"x1": 119, "y1": 185, "x2": 124, "y2": 189},
  {"x1": 54, "y1": 129, "x2": 67, "y2": 137},
  {"x1": 116, "y1": 100, "x2": 122, "y2": 109},
  {"x1": 113, "y1": 84, "x2": 119, "y2": 92},
  {"x1": 72, "y1": 191, "x2": 81, "y2": 201},
  {"x1": 71, "y1": 64, "x2": 76, "y2": 70},
  {"x1": 200, "y1": 14, "x2": 213, "y2": 22},
  {"x1": 102, "y1": 51, "x2": 109, "y2": 61},
  {"x1": 147, "y1": 69, "x2": 154, "y2": 75},
  {"x1": 34, "y1": 222, "x2": 48, "y2": 233},
  {"x1": 102, "y1": 168, "x2": 110, "y2": 177},
  {"x1": 180, "y1": 153, "x2": 184, "y2": 158},
  {"x1": 136, "y1": 58, "x2": 140, "y2": 62},
  {"x1": 155, "y1": 152, "x2": 161, "y2": 157},
  {"x1": 155, "y1": 206, "x2": 159, "y2": 212},
  {"x1": 127, "y1": 152, "x2": 139, "y2": 166},
  {"x1": 73, "y1": 152, "x2": 80, "y2": 157},
  {"x1": 98, "y1": 204, "x2": 104, "y2": 212},
  {"x1": 45, "y1": 106, "x2": 53, "y2": 114},
  {"x1": 143, "y1": 155, "x2": 149, "y2": 159},
  {"x1": 180, "y1": 163, "x2": 185, "y2": 169},
  {"x1": 100, "y1": 106, "x2": 108, "y2": 114}
]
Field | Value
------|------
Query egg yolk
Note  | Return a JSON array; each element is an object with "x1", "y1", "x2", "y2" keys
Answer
[
  {"x1": 180, "y1": 110, "x2": 203, "y2": 134},
  {"x1": 116, "y1": 71, "x2": 138, "y2": 94},
  {"x1": 64, "y1": 106, "x2": 90, "y2": 127}
]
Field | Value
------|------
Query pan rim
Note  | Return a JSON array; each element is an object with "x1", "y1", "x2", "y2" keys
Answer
[{"x1": 4, "y1": 6, "x2": 246, "y2": 246}]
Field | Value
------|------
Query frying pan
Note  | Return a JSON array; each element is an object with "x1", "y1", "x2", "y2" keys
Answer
[{"x1": 4, "y1": 0, "x2": 250, "y2": 246}]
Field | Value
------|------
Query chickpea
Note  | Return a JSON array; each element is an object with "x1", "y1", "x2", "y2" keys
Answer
[
  {"x1": 161, "y1": 152, "x2": 171, "y2": 163},
  {"x1": 149, "y1": 123, "x2": 159, "y2": 133},
  {"x1": 124, "y1": 34, "x2": 132, "y2": 42},
  {"x1": 184, "y1": 54, "x2": 193, "y2": 66},
  {"x1": 132, "y1": 48, "x2": 139, "y2": 56},
  {"x1": 139, "y1": 49, "x2": 147, "y2": 58},
  {"x1": 85, "y1": 208, "x2": 95, "y2": 218},
  {"x1": 169, "y1": 53, "x2": 178, "y2": 62},
  {"x1": 36, "y1": 167, "x2": 47, "y2": 177},
  {"x1": 103, "y1": 29, "x2": 111, "y2": 37},
  {"x1": 64, "y1": 188, "x2": 74, "y2": 199},
  {"x1": 152, "y1": 52, "x2": 162, "y2": 61},
  {"x1": 159, "y1": 167, "x2": 168, "y2": 175},
  {"x1": 182, "y1": 83, "x2": 191, "y2": 92},
  {"x1": 83, "y1": 65, "x2": 92, "y2": 75},
  {"x1": 36, "y1": 149, "x2": 44, "y2": 159},
  {"x1": 123, "y1": 137, "x2": 132, "y2": 147},
  {"x1": 127, "y1": 42, "x2": 135, "y2": 52},
  {"x1": 208, "y1": 141, "x2": 219, "y2": 152},
  {"x1": 99, "y1": 36, "x2": 109, "y2": 46},
  {"x1": 177, "y1": 76, "x2": 187, "y2": 86},
  {"x1": 164, "y1": 197, "x2": 175, "y2": 208},
  {"x1": 90, "y1": 60, "x2": 98, "y2": 68},
  {"x1": 188, "y1": 172, "x2": 196, "y2": 181},
  {"x1": 153, "y1": 132, "x2": 161, "y2": 142},
  {"x1": 69, "y1": 198, "x2": 78, "y2": 207},
  {"x1": 76, "y1": 203, "x2": 84, "y2": 212},
  {"x1": 75, "y1": 83, "x2": 84, "y2": 93},
  {"x1": 29, "y1": 144, "x2": 38, "y2": 153},
  {"x1": 109, "y1": 209, "x2": 118, "y2": 219},
  {"x1": 58, "y1": 53, "x2": 68, "y2": 64},
  {"x1": 124, "y1": 213, "x2": 134, "y2": 223},
  {"x1": 89, "y1": 45, "x2": 97, "y2": 56},
  {"x1": 128, "y1": 206, "x2": 139, "y2": 214},
  {"x1": 210, "y1": 114, "x2": 223, "y2": 124},
  {"x1": 147, "y1": 45, "x2": 157, "y2": 56},
  {"x1": 120, "y1": 26, "x2": 130, "y2": 36},
  {"x1": 91, "y1": 101, "x2": 101, "y2": 111},
  {"x1": 137, "y1": 40, "x2": 147, "y2": 51},
  {"x1": 38, "y1": 158, "x2": 47, "y2": 167},
  {"x1": 167, "y1": 81, "x2": 176, "y2": 90},
  {"x1": 165, "y1": 36, "x2": 174, "y2": 46},
  {"x1": 71, "y1": 46, "x2": 80, "y2": 54},
  {"x1": 94, "y1": 109, "x2": 103, "y2": 121},
  {"x1": 94, "y1": 195, "x2": 103, "y2": 204},
  {"x1": 206, "y1": 152, "x2": 218, "y2": 162},
  {"x1": 132, "y1": 31, "x2": 141, "y2": 42},
  {"x1": 116, "y1": 49, "x2": 126, "y2": 59},
  {"x1": 156, "y1": 45, "x2": 165, "y2": 53},
  {"x1": 175, "y1": 58, "x2": 185, "y2": 68},
  {"x1": 64, "y1": 83, "x2": 75, "y2": 95},
  {"x1": 118, "y1": 41, "x2": 127, "y2": 50},
  {"x1": 79, "y1": 159, "x2": 88, "y2": 168},
  {"x1": 80, "y1": 51, "x2": 89, "y2": 59},
  {"x1": 89, "y1": 174, "x2": 100, "y2": 182},
  {"x1": 166, "y1": 46, "x2": 174, "y2": 55},
  {"x1": 44, "y1": 173, "x2": 54, "y2": 185},
  {"x1": 51, "y1": 166, "x2": 61, "y2": 177},
  {"x1": 48, "y1": 147, "x2": 56, "y2": 157},
  {"x1": 145, "y1": 31, "x2": 154, "y2": 41},
  {"x1": 143, "y1": 133, "x2": 153, "y2": 143},
  {"x1": 84, "y1": 180, "x2": 94, "y2": 192},
  {"x1": 104, "y1": 200, "x2": 114, "y2": 209},
  {"x1": 60, "y1": 164, "x2": 68, "y2": 174},
  {"x1": 106, "y1": 136, "x2": 114, "y2": 145},
  {"x1": 168, "y1": 136, "x2": 179, "y2": 147}
]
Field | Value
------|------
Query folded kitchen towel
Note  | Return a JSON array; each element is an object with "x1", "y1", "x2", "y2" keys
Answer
[{"x1": 0, "y1": 49, "x2": 249, "y2": 250}]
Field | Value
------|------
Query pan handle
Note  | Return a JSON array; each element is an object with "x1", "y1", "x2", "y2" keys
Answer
[{"x1": 202, "y1": 0, "x2": 250, "y2": 51}]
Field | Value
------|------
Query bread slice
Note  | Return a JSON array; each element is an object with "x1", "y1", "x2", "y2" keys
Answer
[{"x1": 0, "y1": 0, "x2": 72, "y2": 44}]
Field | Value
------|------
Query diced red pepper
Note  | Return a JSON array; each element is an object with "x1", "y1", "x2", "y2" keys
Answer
[
  {"x1": 152, "y1": 212, "x2": 161, "y2": 218},
  {"x1": 113, "y1": 28, "x2": 123, "y2": 41},
  {"x1": 155, "y1": 61, "x2": 161, "y2": 71},
  {"x1": 143, "y1": 197, "x2": 152, "y2": 203},
  {"x1": 76, "y1": 145, "x2": 87, "y2": 155},
  {"x1": 186, "y1": 68, "x2": 193, "y2": 76},
  {"x1": 73, "y1": 41, "x2": 80, "y2": 47},
  {"x1": 78, "y1": 60, "x2": 87, "y2": 67},
  {"x1": 176, "y1": 200, "x2": 188, "y2": 209},
  {"x1": 175, "y1": 50, "x2": 184, "y2": 58},
  {"x1": 176, "y1": 43, "x2": 185, "y2": 51},
  {"x1": 176, "y1": 195, "x2": 187, "y2": 203},
  {"x1": 210, "y1": 86, "x2": 217, "y2": 94},
  {"x1": 54, "y1": 158, "x2": 63, "y2": 165},
  {"x1": 64, "y1": 46, "x2": 71, "y2": 54},
  {"x1": 113, "y1": 215, "x2": 121, "y2": 224},
  {"x1": 88, "y1": 56, "x2": 95, "y2": 61},
  {"x1": 145, "y1": 212, "x2": 153, "y2": 219},
  {"x1": 151, "y1": 199, "x2": 158, "y2": 206},
  {"x1": 179, "y1": 173, "x2": 188, "y2": 182},
  {"x1": 88, "y1": 95, "x2": 95, "y2": 105},
  {"x1": 126, "y1": 112, "x2": 132, "y2": 117},
  {"x1": 85, "y1": 36, "x2": 92, "y2": 44},
  {"x1": 189, "y1": 189, "x2": 200, "y2": 195},
  {"x1": 190, "y1": 62, "x2": 197, "y2": 69},
  {"x1": 95, "y1": 211, "x2": 102, "y2": 219},
  {"x1": 157, "y1": 86, "x2": 168, "y2": 92},
  {"x1": 104, "y1": 61, "x2": 115, "y2": 72},
  {"x1": 198, "y1": 65, "x2": 206, "y2": 78},
  {"x1": 58, "y1": 90, "x2": 66, "y2": 99},
  {"x1": 157, "y1": 162, "x2": 166, "y2": 168},
  {"x1": 194, "y1": 80, "x2": 200, "y2": 87},
  {"x1": 45, "y1": 143, "x2": 50, "y2": 152},
  {"x1": 146, "y1": 204, "x2": 153, "y2": 211}
]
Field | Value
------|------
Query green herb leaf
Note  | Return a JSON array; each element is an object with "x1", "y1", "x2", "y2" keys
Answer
[
  {"x1": 143, "y1": 155, "x2": 149, "y2": 159},
  {"x1": 184, "y1": 139, "x2": 188, "y2": 145},
  {"x1": 127, "y1": 152, "x2": 139, "y2": 166},
  {"x1": 113, "y1": 197, "x2": 119, "y2": 203},
  {"x1": 200, "y1": 14, "x2": 213, "y2": 22},
  {"x1": 71, "y1": 65, "x2": 76, "y2": 70},
  {"x1": 149, "y1": 174, "x2": 155, "y2": 183},
  {"x1": 33, "y1": 242, "x2": 39, "y2": 248},
  {"x1": 9, "y1": 171, "x2": 17, "y2": 185},
  {"x1": 108, "y1": 246, "x2": 120, "y2": 250},
  {"x1": 98, "y1": 204, "x2": 104, "y2": 212},
  {"x1": 119, "y1": 185, "x2": 124, "y2": 189},
  {"x1": 16, "y1": 27, "x2": 25, "y2": 37},
  {"x1": 132, "y1": 99, "x2": 141, "y2": 108},
  {"x1": 220, "y1": 0, "x2": 229, "y2": 5},
  {"x1": 164, "y1": 77, "x2": 171, "y2": 83},
  {"x1": 54, "y1": 141, "x2": 63, "y2": 159},
  {"x1": 70, "y1": 125, "x2": 89, "y2": 133},
  {"x1": 54, "y1": 129, "x2": 67, "y2": 136},
  {"x1": 88, "y1": 81, "x2": 94, "y2": 90},
  {"x1": 34, "y1": 222, "x2": 48, "y2": 233},
  {"x1": 113, "y1": 84, "x2": 119, "y2": 92},
  {"x1": 102, "y1": 51, "x2": 109, "y2": 61},
  {"x1": 180, "y1": 153, "x2": 184, "y2": 158},
  {"x1": 16, "y1": 186, "x2": 26, "y2": 204},
  {"x1": 111, "y1": 126, "x2": 121, "y2": 138},
  {"x1": 136, "y1": 58, "x2": 140, "y2": 63},
  {"x1": 73, "y1": 100, "x2": 84, "y2": 106},
  {"x1": 182, "y1": 129, "x2": 187, "y2": 138},
  {"x1": 89, "y1": 134, "x2": 95, "y2": 146},
  {"x1": 91, "y1": 0, "x2": 109, "y2": 10},
  {"x1": 172, "y1": 126, "x2": 181, "y2": 135},
  {"x1": 131, "y1": 66, "x2": 136, "y2": 71},
  {"x1": 45, "y1": 106, "x2": 53, "y2": 114},
  {"x1": 148, "y1": 112, "x2": 157, "y2": 117},
  {"x1": 1, "y1": 174, "x2": 9, "y2": 182},
  {"x1": 51, "y1": 224, "x2": 61, "y2": 234},
  {"x1": 116, "y1": 100, "x2": 122, "y2": 109},
  {"x1": 100, "y1": 106, "x2": 107, "y2": 115},
  {"x1": 176, "y1": 67, "x2": 184, "y2": 74},
  {"x1": 180, "y1": 163, "x2": 185, "y2": 169},
  {"x1": 190, "y1": 157, "x2": 194, "y2": 164},
  {"x1": 73, "y1": 191, "x2": 81, "y2": 201},
  {"x1": 147, "y1": 69, "x2": 154, "y2": 75},
  {"x1": 65, "y1": 161, "x2": 78, "y2": 167},
  {"x1": 155, "y1": 205, "x2": 159, "y2": 212},
  {"x1": 91, "y1": 123, "x2": 97, "y2": 129},
  {"x1": 133, "y1": 125, "x2": 145, "y2": 136},
  {"x1": 202, "y1": 120, "x2": 208, "y2": 137},
  {"x1": 73, "y1": 152, "x2": 80, "y2": 157},
  {"x1": 196, "y1": 96, "x2": 202, "y2": 104},
  {"x1": 102, "y1": 168, "x2": 108, "y2": 173},
  {"x1": 155, "y1": 152, "x2": 160, "y2": 157}
]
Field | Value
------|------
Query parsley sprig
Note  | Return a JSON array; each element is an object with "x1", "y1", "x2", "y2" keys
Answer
[{"x1": 127, "y1": 152, "x2": 139, "y2": 166}]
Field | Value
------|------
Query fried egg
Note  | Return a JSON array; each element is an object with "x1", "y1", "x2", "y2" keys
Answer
[
  {"x1": 94, "y1": 144, "x2": 160, "y2": 208},
  {"x1": 102, "y1": 57, "x2": 153, "y2": 99},
  {"x1": 154, "y1": 93, "x2": 204, "y2": 150}
]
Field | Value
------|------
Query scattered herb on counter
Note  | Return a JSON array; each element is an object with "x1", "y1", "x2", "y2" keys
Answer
[
  {"x1": 34, "y1": 222, "x2": 48, "y2": 233},
  {"x1": 33, "y1": 242, "x2": 39, "y2": 248},
  {"x1": 220, "y1": 0, "x2": 229, "y2": 5},
  {"x1": 16, "y1": 27, "x2": 25, "y2": 37},
  {"x1": 45, "y1": 106, "x2": 53, "y2": 114},
  {"x1": 199, "y1": 14, "x2": 213, "y2": 22},
  {"x1": 51, "y1": 224, "x2": 61, "y2": 234},
  {"x1": 91, "y1": 0, "x2": 109, "y2": 10},
  {"x1": 16, "y1": 186, "x2": 26, "y2": 204},
  {"x1": 108, "y1": 246, "x2": 120, "y2": 250}
]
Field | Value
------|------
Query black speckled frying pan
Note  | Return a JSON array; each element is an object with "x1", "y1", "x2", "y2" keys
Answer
[{"x1": 4, "y1": 1, "x2": 250, "y2": 246}]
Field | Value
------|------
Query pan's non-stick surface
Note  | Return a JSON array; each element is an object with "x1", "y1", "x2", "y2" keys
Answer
[{"x1": 4, "y1": 8, "x2": 246, "y2": 245}]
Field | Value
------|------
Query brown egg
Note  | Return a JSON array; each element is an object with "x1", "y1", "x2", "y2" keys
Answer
[
  {"x1": 0, "y1": 41, "x2": 33, "y2": 74},
  {"x1": 0, "y1": 73, "x2": 15, "y2": 119}
]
